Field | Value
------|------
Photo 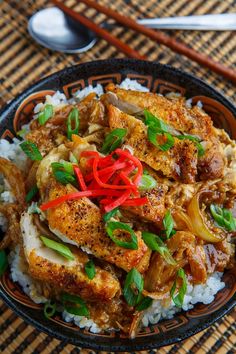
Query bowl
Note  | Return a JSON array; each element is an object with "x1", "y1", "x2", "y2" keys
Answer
[{"x1": 0, "y1": 59, "x2": 235, "y2": 351}]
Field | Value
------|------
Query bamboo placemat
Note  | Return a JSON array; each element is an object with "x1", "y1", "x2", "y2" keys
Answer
[{"x1": 0, "y1": 0, "x2": 236, "y2": 353}]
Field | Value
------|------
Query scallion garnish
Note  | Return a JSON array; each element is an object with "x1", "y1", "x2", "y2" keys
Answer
[
  {"x1": 170, "y1": 268, "x2": 187, "y2": 308},
  {"x1": 101, "y1": 128, "x2": 127, "y2": 154},
  {"x1": 51, "y1": 162, "x2": 76, "y2": 185},
  {"x1": 177, "y1": 134, "x2": 205, "y2": 157},
  {"x1": 135, "y1": 296, "x2": 153, "y2": 311},
  {"x1": 103, "y1": 207, "x2": 119, "y2": 222},
  {"x1": 38, "y1": 104, "x2": 53, "y2": 125},
  {"x1": 20, "y1": 141, "x2": 43, "y2": 161},
  {"x1": 123, "y1": 268, "x2": 144, "y2": 306},
  {"x1": 148, "y1": 128, "x2": 175, "y2": 151},
  {"x1": 163, "y1": 210, "x2": 176, "y2": 239},
  {"x1": 25, "y1": 185, "x2": 39, "y2": 203},
  {"x1": 106, "y1": 221, "x2": 138, "y2": 250},
  {"x1": 144, "y1": 110, "x2": 174, "y2": 151},
  {"x1": 61, "y1": 293, "x2": 89, "y2": 316},
  {"x1": 67, "y1": 107, "x2": 80, "y2": 140},
  {"x1": 69, "y1": 153, "x2": 78, "y2": 164},
  {"x1": 28, "y1": 202, "x2": 41, "y2": 215},
  {"x1": 144, "y1": 109, "x2": 171, "y2": 133},
  {"x1": 144, "y1": 110, "x2": 205, "y2": 156},
  {"x1": 142, "y1": 231, "x2": 176, "y2": 265},
  {"x1": 85, "y1": 260, "x2": 96, "y2": 280},
  {"x1": 44, "y1": 300, "x2": 56, "y2": 319},
  {"x1": 139, "y1": 173, "x2": 157, "y2": 190},
  {"x1": 40, "y1": 236, "x2": 74, "y2": 261},
  {"x1": 210, "y1": 204, "x2": 236, "y2": 231},
  {"x1": 17, "y1": 128, "x2": 27, "y2": 138},
  {"x1": 0, "y1": 250, "x2": 8, "y2": 276}
]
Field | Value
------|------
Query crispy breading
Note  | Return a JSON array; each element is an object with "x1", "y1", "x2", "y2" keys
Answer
[
  {"x1": 108, "y1": 104, "x2": 198, "y2": 183},
  {"x1": 21, "y1": 212, "x2": 120, "y2": 302},
  {"x1": 44, "y1": 182, "x2": 151, "y2": 273},
  {"x1": 122, "y1": 186, "x2": 167, "y2": 227},
  {"x1": 105, "y1": 84, "x2": 215, "y2": 140}
]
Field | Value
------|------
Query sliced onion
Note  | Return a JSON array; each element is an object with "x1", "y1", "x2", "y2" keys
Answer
[
  {"x1": 0, "y1": 204, "x2": 21, "y2": 249},
  {"x1": 172, "y1": 210, "x2": 193, "y2": 232},
  {"x1": 0, "y1": 157, "x2": 26, "y2": 207},
  {"x1": 129, "y1": 312, "x2": 143, "y2": 339},
  {"x1": 187, "y1": 192, "x2": 224, "y2": 243},
  {"x1": 142, "y1": 289, "x2": 169, "y2": 300}
]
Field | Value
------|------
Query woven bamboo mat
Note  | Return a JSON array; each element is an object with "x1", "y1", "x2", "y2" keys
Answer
[{"x1": 0, "y1": 0, "x2": 236, "y2": 353}]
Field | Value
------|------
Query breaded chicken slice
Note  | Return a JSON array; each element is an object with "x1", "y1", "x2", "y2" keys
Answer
[
  {"x1": 108, "y1": 105, "x2": 198, "y2": 183},
  {"x1": 105, "y1": 85, "x2": 225, "y2": 180},
  {"x1": 105, "y1": 84, "x2": 214, "y2": 140},
  {"x1": 122, "y1": 185, "x2": 168, "y2": 228},
  {"x1": 21, "y1": 212, "x2": 120, "y2": 302},
  {"x1": 43, "y1": 182, "x2": 151, "y2": 273}
]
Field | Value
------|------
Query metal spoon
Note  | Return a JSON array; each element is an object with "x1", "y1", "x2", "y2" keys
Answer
[
  {"x1": 28, "y1": 8, "x2": 236, "y2": 53},
  {"x1": 28, "y1": 7, "x2": 96, "y2": 53}
]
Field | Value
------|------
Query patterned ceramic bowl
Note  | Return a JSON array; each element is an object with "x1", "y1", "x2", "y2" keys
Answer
[{"x1": 0, "y1": 59, "x2": 235, "y2": 351}]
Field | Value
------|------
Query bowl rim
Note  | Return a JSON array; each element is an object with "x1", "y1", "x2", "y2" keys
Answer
[{"x1": 0, "y1": 58, "x2": 235, "y2": 351}]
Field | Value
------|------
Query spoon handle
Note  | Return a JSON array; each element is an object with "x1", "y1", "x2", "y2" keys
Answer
[{"x1": 137, "y1": 13, "x2": 236, "y2": 30}]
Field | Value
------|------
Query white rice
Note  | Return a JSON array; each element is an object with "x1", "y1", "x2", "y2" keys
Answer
[
  {"x1": 8, "y1": 246, "x2": 48, "y2": 304},
  {"x1": 142, "y1": 272, "x2": 225, "y2": 327},
  {"x1": 0, "y1": 78, "x2": 226, "y2": 333},
  {"x1": 119, "y1": 78, "x2": 149, "y2": 92},
  {"x1": 62, "y1": 310, "x2": 101, "y2": 334},
  {"x1": 74, "y1": 84, "x2": 104, "y2": 101},
  {"x1": 0, "y1": 137, "x2": 28, "y2": 170}
]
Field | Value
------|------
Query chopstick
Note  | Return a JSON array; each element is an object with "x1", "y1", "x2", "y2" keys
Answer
[
  {"x1": 71, "y1": 0, "x2": 236, "y2": 84},
  {"x1": 52, "y1": 0, "x2": 236, "y2": 84},
  {"x1": 51, "y1": 0, "x2": 146, "y2": 60}
]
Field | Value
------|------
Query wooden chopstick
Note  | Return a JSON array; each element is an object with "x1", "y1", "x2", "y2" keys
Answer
[
  {"x1": 74, "y1": 0, "x2": 236, "y2": 84},
  {"x1": 51, "y1": 0, "x2": 146, "y2": 60}
]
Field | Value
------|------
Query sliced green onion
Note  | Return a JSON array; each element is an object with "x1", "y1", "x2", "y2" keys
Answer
[
  {"x1": 147, "y1": 128, "x2": 174, "y2": 151},
  {"x1": 177, "y1": 134, "x2": 205, "y2": 157},
  {"x1": 17, "y1": 128, "x2": 27, "y2": 138},
  {"x1": 20, "y1": 141, "x2": 43, "y2": 161},
  {"x1": 61, "y1": 293, "x2": 86, "y2": 304},
  {"x1": 38, "y1": 104, "x2": 53, "y2": 125},
  {"x1": 51, "y1": 162, "x2": 76, "y2": 185},
  {"x1": 103, "y1": 207, "x2": 119, "y2": 223},
  {"x1": 85, "y1": 260, "x2": 96, "y2": 280},
  {"x1": 144, "y1": 110, "x2": 205, "y2": 156},
  {"x1": 139, "y1": 173, "x2": 157, "y2": 190},
  {"x1": 69, "y1": 153, "x2": 78, "y2": 164},
  {"x1": 142, "y1": 232, "x2": 176, "y2": 265},
  {"x1": 135, "y1": 296, "x2": 153, "y2": 311},
  {"x1": 25, "y1": 185, "x2": 39, "y2": 203},
  {"x1": 64, "y1": 305, "x2": 89, "y2": 316},
  {"x1": 163, "y1": 210, "x2": 176, "y2": 239},
  {"x1": 101, "y1": 128, "x2": 127, "y2": 154},
  {"x1": 61, "y1": 293, "x2": 89, "y2": 317},
  {"x1": 0, "y1": 250, "x2": 8, "y2": 276},
  {"x1": 210, "y1": 204, "x2": 236, "y2": 231},
  {"x1": 144, "y1": 109, "x2": 171, "y2": 133},
  {"x1": 28, "y1": 202, "x2": 41, "y2": 215},
  {"x1": 123, "y1": 268, "x2": 144, "y2": 306},
  {"x1": 106, "y1": 221, "x2": 138, "y2": 250},
  {"x1": 67, "y1": 107, "x2": 80, "y2": 140},
  {"x1": 52, "y1": 161, "x2": 74, "y2": 175},
  {"x1": 44, "y1": 300, "x2": 56, "y2": 319},
  {"x1": 40, "y1": 236, "x2": 74, "y2": 261},
  {"x1": 170, "y1": 268, "x2": 187, "y2": 308},
  {"x1": 53, "y1": 170, "x2": 76, "y2": 185}
]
